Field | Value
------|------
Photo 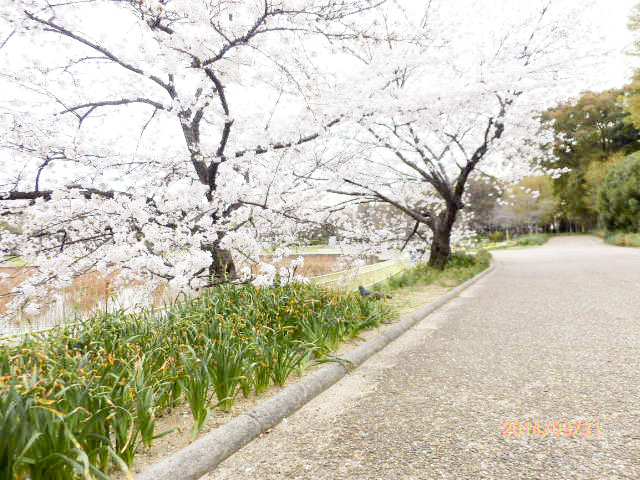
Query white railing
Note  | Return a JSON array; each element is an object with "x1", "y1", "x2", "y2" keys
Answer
[{"x1": 311, "y1": 257, "x2": 410, "y2": 290}]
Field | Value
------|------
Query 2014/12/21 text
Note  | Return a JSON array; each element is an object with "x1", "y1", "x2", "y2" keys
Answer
[{"x1": 500, "y1": 421, "x2": 601, "y2": 438}]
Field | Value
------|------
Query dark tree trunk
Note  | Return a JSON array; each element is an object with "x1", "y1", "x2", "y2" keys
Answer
[
  {"x1": 212, "y1": 247, "x2": 236, "y2": 279},
  {"x1": 203, "y1": 244, "x2": 237, "y2": 282},
  {"x1": 428, "y1": 226, "x2": 451, "y2": 270},
  {"x1": 428, "y1": 206, "x2": 458, "y2": 270}
]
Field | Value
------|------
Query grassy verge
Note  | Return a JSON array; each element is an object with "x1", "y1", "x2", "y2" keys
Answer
[
  {"x1": 0, "y1": 283, "x2": 391, "y2": 479},
  {"x1": 374, "y1": 250, "x2": 491, "y2": 292},
  {"x1": 511, "y1": 233, "x2": 551, "y2": 247},
  {"x1": 603, "y1": 232, "x2": 640, "y2": 247},
  {"x1": 481, "y1": 233, "x2": 551, "y2": 250}
]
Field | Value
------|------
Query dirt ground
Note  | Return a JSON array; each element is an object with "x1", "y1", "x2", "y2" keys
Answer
[
  {"x1": 0, "y1": 267, "x2": 31, "y2": 314},
  {"x1": 254, "y1": 254, "x2": 379, "y2": 277}
]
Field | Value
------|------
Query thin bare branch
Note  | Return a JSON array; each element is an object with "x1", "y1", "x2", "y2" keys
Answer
[{"x1": 25, "y1": 11, "x2": 175, "y2": 97}]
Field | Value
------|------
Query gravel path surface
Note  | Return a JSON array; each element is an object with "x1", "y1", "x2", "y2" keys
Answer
[{"x1": 204, "y1": 236, "x2": 640, "y2": 480}]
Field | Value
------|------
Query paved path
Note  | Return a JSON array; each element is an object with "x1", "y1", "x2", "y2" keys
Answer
[{"x1": 205, "y1": 236, "x2": 640, "y2": 480}]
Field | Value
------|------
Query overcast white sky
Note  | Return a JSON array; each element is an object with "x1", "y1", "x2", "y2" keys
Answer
[{"x1": 592, "y1": 0, "x2": 638, "y2": 87}]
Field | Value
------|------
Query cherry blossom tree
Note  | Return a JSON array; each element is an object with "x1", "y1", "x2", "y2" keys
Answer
[
  {"x1": 324, "y1": 0, "x2": 607, "y2": 268},
  {"x1": 0, "y1": 0, "x2": 389, "y2": 317},
  {"x1": 0, "y1": 0, "x2": 613, "y2": 320}
]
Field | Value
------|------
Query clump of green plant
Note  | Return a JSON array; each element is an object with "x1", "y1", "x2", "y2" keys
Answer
[{"x1": 0, "y1": 282, "x2": 391, "y2": 478}]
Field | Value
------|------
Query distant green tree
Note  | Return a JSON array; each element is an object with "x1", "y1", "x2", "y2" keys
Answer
[
  {"x1": 624, "y1": 74, "x2": 640, "y2": 130},
  {"x1": 584, "y1": 152, "x2": 624, "y2": 215},
  {"x1": 541, "y1": 88, "x2": 640, "y2": 230},
  {"x1": 600, "y1": 153, "x2": 640, "y2": 232},
  {"x1": 625, "y1": 3, "x2": 640, "y2": 129},
  {"x1": 628, "y1": 2, "x2": 640, "y2": 55}
]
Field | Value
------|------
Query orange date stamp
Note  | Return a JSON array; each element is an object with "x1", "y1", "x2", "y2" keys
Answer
[{"x1": 500, "y1": 421, "x2": 601, "y2": 438}]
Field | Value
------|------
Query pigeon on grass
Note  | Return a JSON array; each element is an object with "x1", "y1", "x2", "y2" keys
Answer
[{"x1": 358, "y1": 285, "x2": 391, "y2": 299}]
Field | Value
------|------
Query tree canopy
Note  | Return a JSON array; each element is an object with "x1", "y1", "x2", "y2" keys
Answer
[
  {"x1": 0, "y1": 0, "x2": 621, "y2": 317},
  {"x1": 325, "y1": 0, "x2": 602, "y2": 267},
  {"x1": 600, "y1": 152, "x2": 640, "y2": 231},
  {"x1": 540, "y1": 87, "x2": 640, "y2": 229}
]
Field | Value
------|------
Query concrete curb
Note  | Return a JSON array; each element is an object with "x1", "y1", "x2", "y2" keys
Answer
[{"x1": 136, "y1": 262, "x2": 495, "y2": 480}]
